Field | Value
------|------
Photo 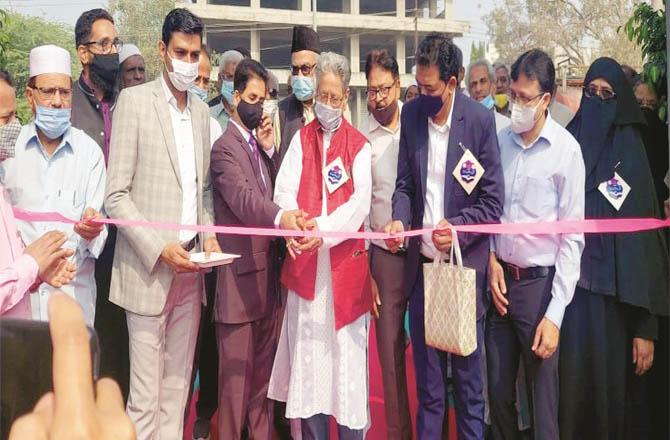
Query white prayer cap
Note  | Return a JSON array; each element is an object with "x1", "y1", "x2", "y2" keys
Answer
[
  {"x1": 119, "y1": 44, "x2": 142, "y2": 64},
  {"x1": 29, "y1": 45, "x2": 71, "y2": 78}
]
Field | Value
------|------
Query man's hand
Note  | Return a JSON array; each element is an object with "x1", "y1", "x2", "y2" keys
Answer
[
  {"x1": 74, "y1": 208, "x2": 104, "y2": 241},
  {"x1": 160, "y1": 242, "x2": 199, "y2": 273},
  {"x1": 532, "y1": 318, "x2": 560, "y2": 359},
  {"x1": 203, "y1": 236, "x2": 222, "y2": 258},
  {"x1": 633, "y1": 337, "x2": 654, "y2": 376},
  {"x1": 488, "y1": 252, "x2": 509, "y2": 316},
  {"x1": 8, "y1": 293, "x2": 136, "y2": 440},
  {"x1": 256, "y1": 115, "x2": 274, "y2": 151},
  {"x1": 42, "y1": 258, "x2": 77, "y2": 289},
  {"x1": 432, "y1": 219, "x2": 452, "y2": 253},
  {"x1": 24, "y1": 231, "x2": 75, "y2": 279},
  {"x1": 280, "y1": 209, "x2": 307, "y2": 231},
  {"x1": 383, "y1": 220, "x2": 404, "y2": 253},
  {"x1": 296, "y1": 219, "x2": 323, "y2": 253},
  {"x1": 371, "y1": 277, "x2": 381, "y2": 319}
]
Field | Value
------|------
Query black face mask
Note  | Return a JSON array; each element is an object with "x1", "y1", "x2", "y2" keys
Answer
[
  {"x1": 89, "y1": 53, "x2": 120, "y2": 98},
  {"x1": 238, "y1": 99, "x2": 263, "y2": 130},
  {"x1": 370, "y1": 99, "x2": 398, "y2": 127}
]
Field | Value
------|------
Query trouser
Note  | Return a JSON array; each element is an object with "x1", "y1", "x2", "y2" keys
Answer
[
  {"x1": 486, "y1": 268, "x2": 559, "y2": 440},
  {"x1": 126, "y1": 271, "x2": 203, "y2": 440},
  {"x1": 193, "y1": 270, "x2": 219, "y2": 421},
  {"x1": 369, "y1": 244, "x2": 411, "y2": 440},
  {"x1": 410, "y1": 268, "x2": 486, "y2": 440},
  {"x1": 301, "y1": 413, "x2": 364, "y2": 440},
  {"x1": 216, "y1": 315, "x2": 277, "y2": 440},
  {"x1": 94, "y1": 226, "x2": 130, "y2": 402}
]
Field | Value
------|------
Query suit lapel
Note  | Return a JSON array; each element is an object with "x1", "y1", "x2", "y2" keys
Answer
[
  {"x1": 191, "y1": 103, "x2": 204, "y2": 191},
  {"x1": 417, "y1": 108, "x2": 429, "y2": 202},
  {"x1": 152, "y1": 79, "x2": 182, "y2": 189},
  {"x1": 231, "y1": 124, "x2": 266, "y2": 195},
  {"x1": 445, "y1": 93, "x2": 466, "y2": 216}
]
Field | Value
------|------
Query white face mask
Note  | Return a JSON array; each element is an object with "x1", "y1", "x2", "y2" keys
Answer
[
  {"x1": 510, "y1": 97, "x2": 544, "y2": 134},
  {"x1": 167, "y1": 54, "x2": 199, "y2": 92},
  {"x1": 315, "y1": 101, "x2": 343, "y2": 132}
]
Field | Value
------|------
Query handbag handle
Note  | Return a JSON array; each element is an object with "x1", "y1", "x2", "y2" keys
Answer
[{"x1": 432, "y1": 229, "x2": 463, "y2": 268}]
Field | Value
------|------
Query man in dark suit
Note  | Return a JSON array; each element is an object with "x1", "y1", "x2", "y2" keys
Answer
[
  {"x1": 386, "y1": 33, "x2": 504, "y2": 440},
  {"x1": 210, "y1": 58, "x2": 303, "y2": 440}
]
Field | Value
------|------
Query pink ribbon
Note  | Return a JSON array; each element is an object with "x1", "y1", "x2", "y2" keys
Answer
[{"x1": 11, "y1": 207, "x2": 670, "y2": 240}]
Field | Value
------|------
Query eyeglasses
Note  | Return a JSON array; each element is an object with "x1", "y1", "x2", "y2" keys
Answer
[
  {"x1": 290, "y1": 63, "x2": 316, "y2": 76},
  {"x1": 269, "y1": 88, "x2": 278, "y2": 99},
  {"x1": 509, "y1": 91, "x2": 544, "y2": 106},
  {"x1": 316, "y1": 92, "x2": 344, "y2": 107},
  {"x1": 583, "y1": 84, "x2": 616, "y2": 101},
  {"x1": 82, "y1": 38, "x2": 123, "y2": 54},
  {"x1": 366, "y1": 84, "x2": 395, "y2": 100},
  {"x1": 31, "y1": 87, "x2": 73, "y2": 103}
]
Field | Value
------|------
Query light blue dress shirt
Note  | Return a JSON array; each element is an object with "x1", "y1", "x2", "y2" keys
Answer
[
  {"x1": 0, "y1": 123, "x2": 107, "y2": 326},
  {"x1": 493, "y1": 113, "x2": 585, "y2": 328}
]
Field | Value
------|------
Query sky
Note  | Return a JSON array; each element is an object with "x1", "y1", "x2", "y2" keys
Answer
[{"x1": 0, "y1": 0, "x2": 497, "y2": 64}]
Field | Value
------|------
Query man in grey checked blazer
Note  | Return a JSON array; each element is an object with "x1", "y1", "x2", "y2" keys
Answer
[{"x1": 104, "y1": 9, "x2": 220, "y2": 439}]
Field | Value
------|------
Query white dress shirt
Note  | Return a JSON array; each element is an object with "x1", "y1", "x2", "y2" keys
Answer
[
  {"x1": 493, "y1": 113, "x2": 585, "y2": 328},
  {"x1": 160, "y1": 76, "x2": 198, "y2": 244},
  {"x1": 0, "y1": 123, "x2": 107, "y2": 326},
  {"x1": 421, "y1": 100, "x2": 454, "y2": 259},
  {"x1": 360, "y1": 101, "x2": 403, "y2": 250}
]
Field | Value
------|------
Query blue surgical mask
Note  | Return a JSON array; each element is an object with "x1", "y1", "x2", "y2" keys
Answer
[
  {"x1": 292, "y1": 75, "x2": 315, "y2": 102},
  {"x1": 221, "y1": 80, "x2": 235, "y2": 105},
  {"x1": 35, "y1": 106, "x2": 71, "y2": 139},
  {"x1": 480, "y1": 95, "x2": 495, "y2": 110},
  {"x1": 190, "y1": 86, "x2": 209, "y2": 102}
]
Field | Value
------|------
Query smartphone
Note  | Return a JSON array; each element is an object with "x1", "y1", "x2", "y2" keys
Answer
[{"x1": 0, "y1": 318, "x2": 99, "y2": 439}]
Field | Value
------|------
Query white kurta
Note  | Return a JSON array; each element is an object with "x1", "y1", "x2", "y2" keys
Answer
[{"x1": 268, "y1": 128, "x2": 372, "y2": 430}]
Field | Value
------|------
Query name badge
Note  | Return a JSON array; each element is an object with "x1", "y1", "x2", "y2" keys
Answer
[
  {"x1": 452, "y1": 147, "x2": 484, "y2": 195},
  {"x1": 598, "y1": 172, "x2": 631, "y2": 211},
  {"x1": 323, "y1": 157, "x2": 350, "y2": 194}
]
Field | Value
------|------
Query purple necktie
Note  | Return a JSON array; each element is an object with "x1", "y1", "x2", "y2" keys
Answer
[{"x1": 249, "y1": 136, "x2": 267, "y2": 192}]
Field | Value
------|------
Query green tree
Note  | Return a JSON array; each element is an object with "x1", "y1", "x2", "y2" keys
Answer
[
  {"x1": 470, "y1": 41, "x2": 486, "y2": 61},
  {"x1": 623, "y1": 1, "x2": 667, "y2": 120},
  {"x1": 485, "y1": 0, "x2": 642, "y2": 71},
  {"x1": 0, "y1": 9, "x2": 9, "y2": 66},
  {"x1": 109, "y1": 0, "x2": 176, "y2": 81},
  {"x1": 1, "y1": 11, "x2": 79, "y2": 123}
]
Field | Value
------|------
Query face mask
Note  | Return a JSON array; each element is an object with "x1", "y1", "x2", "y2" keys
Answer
[
  {"x1": 510, "y1": 98, "x2": 543, "y2": 134},
  {"x1": 494, "y1": 93, "x2": 509, "y2": 109},
  {"x1": 237, "y1": 99, "x2": 263, "y2": 130},
  {"x1": 292, "y1": 75, "x2": 315, "y2": 102},
  {"x1": 315, "y1": 101, "x2": 343, "y2": 132},
  {"x1": 263, "y1": 99, "x2": 278, "y2": 118},
  {"x1": 221, "y1": 80, "x2": 235, "y2": 105},
  {"x1": 89, "y1": 53, "x2": 120, "y2": 97},
  {"x1": 370, "y1": 99, "x2": 398, "y2": 126},
  {"x1": 417, "y1": 94, "x2": 444, "y2": 117},
  {"x1": 0, "y1": 119, "x2": 21, "y2": 161},
  {"x1": 480, "y1": 95, "x2": 495, "y2": 110},
  {"x1": 190, "y1": 86, "x2": 209, "y2": 102},
  {"x1": 35, "y1": 106, "x2": 72, "y2": 139},
  {"x1": 167, "y1": 54, "x2": 198, "y2": 92}
]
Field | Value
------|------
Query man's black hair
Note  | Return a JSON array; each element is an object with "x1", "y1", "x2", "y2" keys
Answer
[
  {"x1": 75, "y1": 8, "x2": 114, "y2": 48},
  {"x1": 161, "y1": 8, "x2": 203, "y2": 46},
  {"x1": 510, "y1": 49, "x2": 555, "y2": 97}
]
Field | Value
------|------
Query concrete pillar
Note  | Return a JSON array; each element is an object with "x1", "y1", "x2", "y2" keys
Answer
[
  {"x1": 396, "y1": 0, "x2": 405, "y2": 17},
  {"x1": 250, "y1": 29, "x2": 260, "y2": 62},
  {"x1": 196, "y1": 0, "x2": 206, "y2": 5},
  {"x1": 396, "y1": 33, "x2": 406, "y2": 74},
  {"x1": 350, "y1": 0, "x2": 359, "y2": 15},
  {"x1": 443, "y1": 0, "x2": 453, "y2": 19},
  {"x1": 355, "y1": 87, "x2": 362, "y2": 128},
  {"x1": 349, "y1": 33, "x2": 360, "y2": 73},
  {"x1": 251, "y1": 0, "x2": 260, "y2": 7},
  {"x1": 299, "y1": 0, "x2": 311, "y2": 12},
  {"x1": 428, "y1": 0, "x2": 437, "y2": 18}
]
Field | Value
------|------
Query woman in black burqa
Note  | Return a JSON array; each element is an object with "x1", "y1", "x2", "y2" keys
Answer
[{"x1": 559, "y1": 57, "x2": 669, "y2": 440}]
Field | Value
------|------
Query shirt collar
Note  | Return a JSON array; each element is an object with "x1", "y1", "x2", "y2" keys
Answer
[
  {"x1": 25, "y1": 122, "x2": 73, "y2": 156},
  {"x1": 428, "y1": 95, "x2": 454, "y2": 133},
  {"x1": 230, "y1": 118, "x2": 252, "y2": 143},
  {"x1": 511, "y1": 111, "x2": 557, "y2": 150},
  {"x1": 160, "y1": 74, "x2": 191, "y2": 113},
  {"x1": 368, "y1": 100, "x2": 403, "y2": 135}
]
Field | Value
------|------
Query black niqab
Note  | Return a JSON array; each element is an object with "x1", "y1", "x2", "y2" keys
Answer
[{"x1": 567, "y1": 57, "x2": 669, "y2": 316}]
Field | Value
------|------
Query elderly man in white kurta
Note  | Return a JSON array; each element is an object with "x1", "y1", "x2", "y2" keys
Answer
[{"x1": 268, "y1": 52, "x2": 373, "y2": 439}]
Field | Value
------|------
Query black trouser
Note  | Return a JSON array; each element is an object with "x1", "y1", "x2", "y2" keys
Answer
[
  {"x1": 194, "y1": 270, "x2": 219, "y2": 420},
  {"x1": 486, "y1": 268, "x2": 558, "y2": 440},
  {"x1": 94, "y1": 226, "x2": 130, "y2": 402}
]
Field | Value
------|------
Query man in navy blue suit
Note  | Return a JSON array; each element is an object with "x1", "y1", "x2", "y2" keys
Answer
[{"x1": 385, "y1": 33, "x2": 504, "y2": 440}]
